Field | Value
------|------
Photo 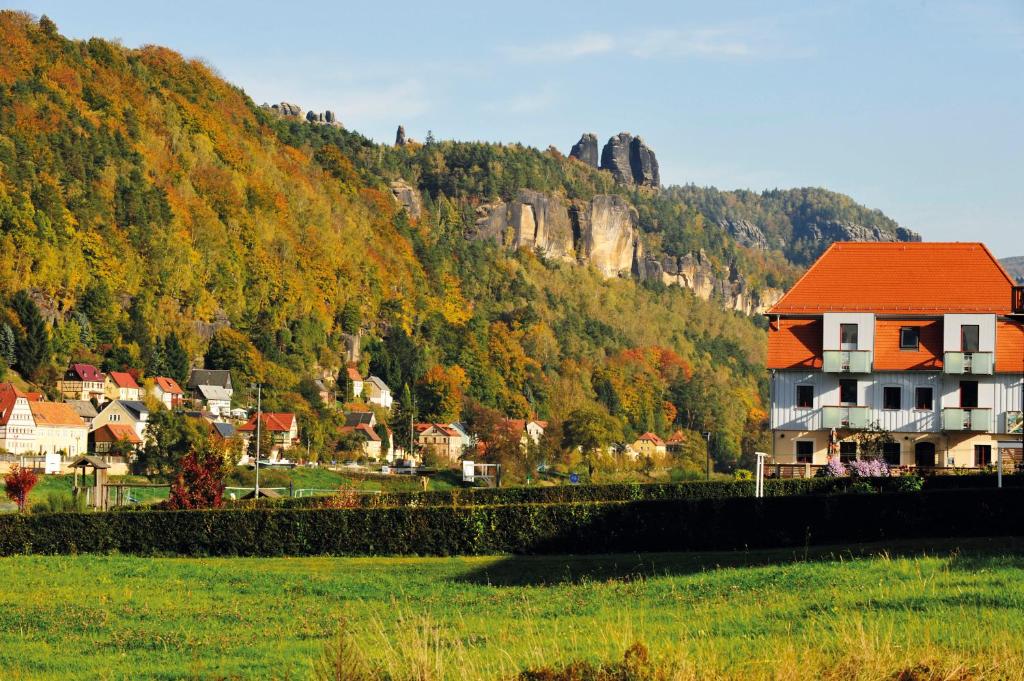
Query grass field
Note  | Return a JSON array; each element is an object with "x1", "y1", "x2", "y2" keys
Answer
[{"x1": 2, "y1": 539, "x2": 1024, "y2": 680}]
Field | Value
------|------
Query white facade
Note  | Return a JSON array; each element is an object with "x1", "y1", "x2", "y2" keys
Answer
[
  {"x1": 0, "y1": 395, "x2": 36, "y2": 454},
  {"x1": 822, "y1": 313, "x2": 875, "y2": 351},
  {"x1": 942, "y1": 314, "x2": 996, "y2": 352},
  {"x1": 93, "y1": 401, "x2": 150, "y2": 441}
]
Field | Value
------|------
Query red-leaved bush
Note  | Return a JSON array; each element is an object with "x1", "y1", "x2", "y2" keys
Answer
[
  {"x1": 3, "y1": 464, "x2": 39, "y2": 512},
  {"x1": 166, "y1": 451, "x2": 226, "y2": 510}
]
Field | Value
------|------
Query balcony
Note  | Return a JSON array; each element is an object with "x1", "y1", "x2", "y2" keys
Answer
[
  {"x1": 822, "y1": 405, "x2": 871, "y2": 429},
  {"x1": 822, "y1": 350, "x2": 872, "y2": 373},
  {"x1": 943, "y1": 352, "x2": 994, "y2": 375},
  {"x1": 1013, "y1": 286, "x2": 1024, "y2": 314},
  {"x1": 942, "y1": 407, "x2": 992, "y2": 432}
]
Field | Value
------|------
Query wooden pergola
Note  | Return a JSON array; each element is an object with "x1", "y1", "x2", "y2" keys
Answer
[{"x1": 70, "y1": 455, "x2": 110, "y2": 509}]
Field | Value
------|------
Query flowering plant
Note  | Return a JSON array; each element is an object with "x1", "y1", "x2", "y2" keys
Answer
[
  {"x1": 847, "y1": 457, "x2": 890, "y2": 478},
  {"x1": 816, "y1": 458, "x2": 847, "y2": 477}
]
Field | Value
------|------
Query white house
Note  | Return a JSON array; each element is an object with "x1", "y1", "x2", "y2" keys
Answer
[
  {"x1": 365, "y1": 376, "x2": 393, "y2": 409},
  {"x1": 152, "y1": 376, "x2": 184, "y2": 410},
  {"x1": 346, "y1": 366, "x2": 364, "y2": 400},
  {"x1": 0, "y1": 382, "x2": 36, "y2": 455},
  {"x1": 196, "y1": 384, "x2": 231, "y2": 417},
  {"x1": 105, "y1": 371, "x2": 142, "y2": 402}
]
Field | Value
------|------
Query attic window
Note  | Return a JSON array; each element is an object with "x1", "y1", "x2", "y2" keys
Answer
[{"x1": 900, "y1": 327, "x2": 919, "y2": 350}]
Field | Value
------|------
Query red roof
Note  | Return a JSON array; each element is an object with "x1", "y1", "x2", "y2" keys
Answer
[
  {"x1": 67, "y1": 363, "x2": 104, "y2": 382},
  {"x1": 767, "y1": 319, "x2": 824, "y2": 370},
  {"x1": 109, "y1": 371, "x2": 140, "y2": 389},
  {"x1": 0, "y1": 383, "x2": 27, "y2": 427},
  {"x1": 769, "y1": 243, "x2": 1017, "y2": 315},
  {"x1": 153, "y1": 376, "x2": 183, "y2": 394},
  {"x1": 636, "y1": 432, "x2": 665, "y2": 446},
  {"x1": 238, "y1": 412, "x2": 296, "y2": 433},
  {"x1": 346, "y1": 367, "x2": 362, "y2": 382},
  {"x1": 340, "y1": 423, "x2": 380, "y2": 442},
  {"x1": 92, "y1": 423, "x2": 142, "y2": 444},
  {"x1": 416, "y1": 423, "x2": 459, "y2": 438}
]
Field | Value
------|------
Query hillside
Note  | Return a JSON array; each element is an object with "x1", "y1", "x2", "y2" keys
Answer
[
  {"x1": 0, "y1": 12, "x2": 918, "y2": 473},
  {"x1": 1001, "y1": 257, "x2": 1024, "y2": 283}
]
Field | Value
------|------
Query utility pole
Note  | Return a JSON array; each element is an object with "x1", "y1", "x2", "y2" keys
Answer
[
  {"x1": 702, "y1": 430, "x2": 712, "y2": 480},
  {"x1": 254, "y1": 383, "x2": 262, "y2": 497}
]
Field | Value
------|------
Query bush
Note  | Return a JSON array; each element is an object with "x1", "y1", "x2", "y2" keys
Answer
[{"x1": 2, "y1": 488, "x2": 1022, "y2": 557}]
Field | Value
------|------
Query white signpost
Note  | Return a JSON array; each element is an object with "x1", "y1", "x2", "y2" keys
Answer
[
  {"x1": 462, "y1": 460, "x2": 475, "y2": 483},
  {"x1": 754, "y1": 451, "x2": 768, "y2": 498}
]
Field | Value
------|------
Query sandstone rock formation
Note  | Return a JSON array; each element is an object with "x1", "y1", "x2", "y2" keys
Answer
[
  {"x1": 389, "y1": 179, "x2": 422, "y2": 220},
  {"x1": 270, "y1": 102, "x2": 303, "y2": 117},
  {"x1": 719, "y1": 218, "x2": 771, "y2": 251},
  {"x1": 596, "y1": 132, "x2": 660, "y2": 188},
  {"x1": 577, "y1": 195, "x2": 639, "y2": 277},
  {"x1": 794, "y1": 220, "x2": 920, "y2": 245},
  {"x1": 629, "y1": 136, "x2": 659, "y2": 186},
  {"x1": 636, "y1": 249, "x2": 783, "y2": 314},
  {"x1": 395, "y1": 125, "x2": 407, "y2": 146},
  {"x1": 569, "y1": 133, "x2": 599, "y2": 168},
  {"x1": 473, "y1": 190, "x2": 576, "y2": 261}
]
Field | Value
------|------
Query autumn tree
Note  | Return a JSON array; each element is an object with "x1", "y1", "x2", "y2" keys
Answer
[
  {"x1": 417, "y1": 364, "x2": 467, "y2": 423},
  {"x1": 3, "y1": 465, "x2": 38, "y2": 512},
  {"x1": 166, "y1": 450, "x2": 226, "y2": 510},
  {"x1": 562, "y1": 408, "x2": 624, "y2": 475}
]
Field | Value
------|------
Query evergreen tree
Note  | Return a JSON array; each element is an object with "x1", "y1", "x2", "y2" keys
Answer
[
  {"x1": 10, "y1": 291, "x2": 50, "y2": 378},
  {"x1": 0, "y1": 324, "x2": 16, "y2": 366},
  {"x1": 163, "y1": 332, "x2": 190, "y2": 383}
]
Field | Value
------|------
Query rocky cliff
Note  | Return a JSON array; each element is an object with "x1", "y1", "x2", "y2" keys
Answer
[
  {"x1": 590, "y1": 132, "x2": 660, "y2": 188},
  {"x1": 569, "y1": 133, "x2": 599, "y2": 168}
]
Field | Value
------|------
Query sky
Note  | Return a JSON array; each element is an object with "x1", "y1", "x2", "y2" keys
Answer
[{"x1": 13, "y1": 1, "x2": 1024, "y2": 256}]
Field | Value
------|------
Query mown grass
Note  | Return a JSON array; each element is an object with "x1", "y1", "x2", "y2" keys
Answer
[{"x1": 1, "y1": 538, "x2": 1024, "y2": 679}]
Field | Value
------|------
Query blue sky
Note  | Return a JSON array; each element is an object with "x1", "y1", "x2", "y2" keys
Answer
[{"x1": 16, "y1": 1, "x2": 1024, "y2": 255}]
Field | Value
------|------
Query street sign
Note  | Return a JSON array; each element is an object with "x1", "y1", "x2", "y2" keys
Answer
[{"x1": 569, "y1": 473, "x2": 580, "y2": 484}]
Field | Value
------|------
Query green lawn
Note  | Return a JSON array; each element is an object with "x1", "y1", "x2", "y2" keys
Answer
[{"x1": 2, "y1": 539, "x2": 1024, "y2": 680}]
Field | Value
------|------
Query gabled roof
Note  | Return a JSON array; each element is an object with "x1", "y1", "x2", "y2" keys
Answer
[
  {"x1": 92, "y1": 423, "x2": 142, "y2": 444},
  {"x1": 99, "y1": 400, "x2": 148, "y2": 422},
  {"x1": 153, "y1": 376, "x2": 183, "y2": 394},
  {"x1": 0, "y1": 383, "x2": 28, "y2": 427},
  {"x1": 635, "y1": 432, "x2": 665, "y2": 446},
  {"x1": 108, "y1": 371, "x2": 140, "y2": 389},
  {"x1": 238, "y1": 412, "x2": 296, "y2": 433},
  {"x1": 346, "y1": 366, "x2": 363, "y2": 382},
  {"x1": 366, "y1": 375, "x2": 390, "y2": 392},
  {"x1": 340, "y1": 423, "x2": 380, "y2": 442},
  {"x1": 344, "y1": 411, "x2": 376, "y2": 428},
  {"x1": 66, "y1": 363, "x2": 104, "y2": 382},
  {"x1": 29, "y1": 402, "x2": 87, "y2": 427},
  {"x1": 211, "y1": 422, "x2": 236, "y2": 439},
  {"x1": 187, "y1": 369, "x2": 232, "y2": 390},
  {"x1": 66, "y1": 400, "x2": 98, "y2": 419},
  {"x1": 769, "y1": 242, "x2": 1017, "y2": 315},
  {"x1": 417, "y1": 423, "x2": 460, "y2": 438},
  {"x1": 197, "y1": 384, "x2": 232, "y2": 401}
]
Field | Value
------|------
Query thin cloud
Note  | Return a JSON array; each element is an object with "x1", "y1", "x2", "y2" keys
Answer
[
  {"x1": 483, "y1": 86, "x2": 558, "y2": 115},
  {"x1": 502, "y1": 32, "x2": 615, "y2": 62},
  {"x1": 334, "y1": 79, "x2": 430, "y2": 120},
  {"x1": 629, "y1": 28, "x2": 754, "y2": 58}
]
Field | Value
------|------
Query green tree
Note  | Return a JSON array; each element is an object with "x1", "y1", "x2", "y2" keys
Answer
[
  {"x1": 562, "y1": 408, "x2": 624, "y2": 475},
  {"x1": 10, "y1": 291, "x2": 50, "y2": 378},
  {"x1": 0, "y1": 323, "x2": 16, "y2": 366},
  {"x1": 78, "y1": 281, "x2": 119, "y2": 345},
  {"x1": 163, "y1": 332, "x2": 190, "y2": 383}
]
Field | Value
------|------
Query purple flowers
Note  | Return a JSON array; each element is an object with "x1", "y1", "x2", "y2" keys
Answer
[
  {"x1": 818, "y1": 459, "x2": 848, "y2": 477},
  {"x1": 847, "y1": 458, "x2": 891, "y2": 478}
]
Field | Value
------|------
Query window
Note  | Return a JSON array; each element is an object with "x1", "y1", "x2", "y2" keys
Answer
[
  {"x1": 960, "y1": 381, "x2": 979, "y2": 409},
  {"x1": 974, "y1": 444, "x2": 992, "y2": 467},
  {"x1": 883, "y1": 442, "x2": 902, "y2": 466},
  {"x1": 796, "y1": 441, "x2": 814, "y2": 463},
  {"x1": 883, "y1": 386, "x2": 902, "y2": 410},
  {"x1": 840, "y1": 323, "x2": 859, "y2": 349},
  {"x1": 899, "y1": 327, "x2": 920, "y2": 350},
  {"x1": 796, "y1": 385, "x2": 814, "y2": 409},
  {"x1": 839, "y1": 379, "x2": 857, "y2": 405},
  {"x1": 915, "y1": 387, "x2": 934, "y2": 410},
  {"x1": 961, "y1": 325, "x2": 980, "y2": 353},
  {"x1": 839, "y1": 441, "x2": 857, "y2": 463}
]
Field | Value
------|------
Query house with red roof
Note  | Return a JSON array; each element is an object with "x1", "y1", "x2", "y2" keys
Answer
[
  {"x1": 0, "y1": 382, "x2": 36, "y2": 456},
  {"x1": 631, "y1": 432, "x2": 667, "y2": 458},
  {"x1": 151, "y1": 376, "x2": 184, "y2": 409},
  {"x1": 56, "y1": 363, "x2": 107, "y2": 403},
  {"x1": 105, "y1": 371, "x2": 141, "y2": 402},
  {"x1": 91, "y1": 423, "x2": 143, "y2": 454},
  {"x1": 768, "y1": 242, "x2": 1024, "y2": 471},
  {"x1": 416, "y1": 423, "x2": 464, "y2": 466},
  {"x1": 237, "y1": 412, "x2": 299, "y2": 459}
]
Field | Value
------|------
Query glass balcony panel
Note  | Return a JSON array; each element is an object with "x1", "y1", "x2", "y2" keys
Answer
[
  {"x1": 823, "y1": 351, "x2": 843, "y2": 373},
  {"x1": 848, "y1": 406, "x2": 870, "y2": 429},
  {"x1": 943, "y1": 408, "x2": 966, "y2": 431},
  {"x1": 967, "y1": 352, "x2": 993, "y2": 375},
  {"x1": 968, "y1": 409, "x2": 991, "y2": 432},
  {"x1": 944, "y1": 352, "x2": 964, "y2": 374},
  {"x1": 822, "y1": 406, "x2": 841, "y2": 428}
]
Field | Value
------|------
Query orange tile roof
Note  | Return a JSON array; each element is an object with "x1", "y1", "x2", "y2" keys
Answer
[
  {"x1": 29, "y1": 402, "x2": 87, "y2": 427},
  {"x1": 769, "y1": 243, "x2": 1017, "y2": 315},
  {"x1": 0, "y1": 382, "x2": 26, "y2": 427},
  {"x1": 767, "y1": 319, "x2": 823, "y2": 370},
  {"x1": 154, "y1": 376, "x2": 183, "y2": 394},
  {"x1": 996, "y1": 319, "x2": 1024, "y2": 373},
  {"x1": 109, "y1": 371, "x2": 140, "y2": 389},
  {"x1": 873, "y1": 319, "x2": 943, "y2": 371},
  {"x1": 92, "y1": 423, "x2": 142, "y2": 444},
  {"x1": 636, "y1": 432, "x2": 665, "y2": 446},
  {"x1": 238, "y1": 412, "x2": 296, "y2": 433}
]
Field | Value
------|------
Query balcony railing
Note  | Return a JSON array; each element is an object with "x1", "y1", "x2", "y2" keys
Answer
[
  {"x1": 1013, "y1": 286, "x2": 1024, "y2": 314},
  {"x1": 942, "y1": 407, "x2": 992, "y2": 432},
  {"x1": 822, "y1": 350, "x2": 872, "y2": 373},
  {"x1": 943, "y1": 351, "x2": 994, "y2": 375},
  {"x1": 822, "y1": 405, "x2": 871, "y2": 429}
]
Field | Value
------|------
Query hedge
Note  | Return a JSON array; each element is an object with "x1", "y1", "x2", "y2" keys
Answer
[
  {"x1": 228, "y1": 476, "x2": 923, "y2": 510},
  {"x1": 1, "y1": 488, "x2": 1020, "y2": 557}
]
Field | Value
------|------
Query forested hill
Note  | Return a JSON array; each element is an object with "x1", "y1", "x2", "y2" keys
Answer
[{"x1": 0, "y1": 12, "x2": 915, "y2": 473}]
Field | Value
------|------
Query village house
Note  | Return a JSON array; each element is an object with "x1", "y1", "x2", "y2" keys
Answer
[
  {"x1": 56, "y1": 363, "x2": 107, "y2": 403},
  {"x1": 346, "y1": 366, "x2": 364, "y2": 400},
  {"x1": 768, "y1": 242, "x2": 1024, "y2": 471},
  {"x1": 238, "y1": 412, "x2": 299, "y2": 459},
  {"x1": 91, "y1": 423, "x2": 142, "y2": 454},
  {"x1": 0, "y1": 382, "x2": 36, "y2": 456},
  {"x1": 416, "y1": 423, "x2": 464, "y2": 466},
  {"x1": 28, "y1": 401, "x2": 88, "y2": 459},
  {"x1": 314, "y1": 379, "x2": 333, "y2": 407},
  {"x1": 364, "y1": 376, "x2": 393, "y2": 409},
  {"x1": 105, "y1": 371, "x2": 141, "y2": 402},
  {"x1": 499, "y1": 419, "x2": 547, "y2": 448},
  {"x1": 196, "y1": 384, "x2": 232, "y2": 417},
  {"x1": 632, "y1": 432, "x2": 667, "y2": 458},
  {"x1": 66, "y1": 400, "x2": 99, "y2": 427},
  {"x1": 340, "y1": 422, "x2": 382, "y2": 460},
  {"x1": 665, "y1": 430, "x2": 687, "y2": 455},
  {"x1": 151, "y1": 376, "x2": 184, "y2": 410},
  {"x1": 92, "y1": 400, "x2": 150, "y2": 441},
  {"x1": 188, "y1": 369, "x2": 234, "y2": 395}
]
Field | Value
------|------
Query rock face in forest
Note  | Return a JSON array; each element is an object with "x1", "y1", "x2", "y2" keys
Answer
[
  {"x1": 599, "y1": 132, "x2": 636, "y2": 185},
  {"x1": 628, "y1": 136, "x2": 659, "y2": 187},
  {"x1": 389, "y1": 180, "x2": 422, "y2": 220},
  {"x1": 569, "y1": 133, "x2": 599, "y2": 168},
  {"x1": 576, "y1": 194, "x2": 639, "y2": 277}
]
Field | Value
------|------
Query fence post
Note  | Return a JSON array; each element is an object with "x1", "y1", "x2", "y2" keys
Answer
[{"x1": 755, "y1": 452, "x2": 767, "y2": 498}]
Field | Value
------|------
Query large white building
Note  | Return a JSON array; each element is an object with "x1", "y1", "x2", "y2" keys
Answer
[
  {"x1": 768, "y1": 243, "x2": 1024, "y2": 470},
  {"x1": 0, "y1": 383, "x2": 36, "y2": 455}
]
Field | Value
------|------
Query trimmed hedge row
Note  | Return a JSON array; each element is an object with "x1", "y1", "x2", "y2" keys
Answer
[
  {"x1": 231, "y1": 476, "x2": 923, "y2": 510},
  {"x1": 2, "y1": 488, "x2": 1020, "y2": 557}
]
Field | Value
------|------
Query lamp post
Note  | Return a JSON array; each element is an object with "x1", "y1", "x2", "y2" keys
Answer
[{"x1": 252, "y1": 383, "x2": 262, "y2": 497}]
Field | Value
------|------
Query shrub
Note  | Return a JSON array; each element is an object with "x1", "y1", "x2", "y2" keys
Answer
[
  {"x1": 1, "y1": 488, "x2": 1022, "y2": 557},
  {"x1": 847, "y1": 458, "x2": 889, "y2": 478},
  {"x1": 816, "y1": 459, "x2": 847, "y2": 478},
  {"x1": 3, "y1": 465, "x2": 38, "y2": 512}
]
